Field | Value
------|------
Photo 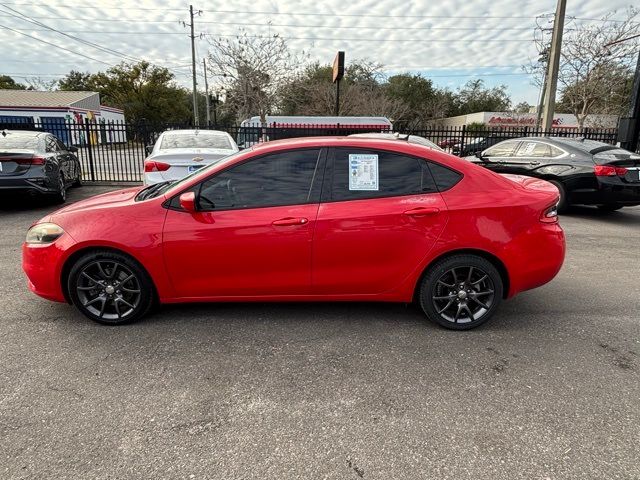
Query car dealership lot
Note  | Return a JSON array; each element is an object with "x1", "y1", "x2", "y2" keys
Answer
[{"x1": 1, "y1": 187, "x2": 639, "y2": 479}]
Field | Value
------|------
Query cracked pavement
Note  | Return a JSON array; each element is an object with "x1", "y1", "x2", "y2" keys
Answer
[{"x1": 1, "y1": 187, "x2": 639, "y2": 479}]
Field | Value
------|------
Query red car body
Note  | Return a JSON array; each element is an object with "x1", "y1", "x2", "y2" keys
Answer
[{"x1": 23, "y1": 137, "x2": 565, "y2": 320}]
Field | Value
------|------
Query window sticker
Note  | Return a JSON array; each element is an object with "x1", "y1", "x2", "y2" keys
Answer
[
  {"x1": 521, "y1": 142, "x2": 537, "y2": 155},
  {"x1": 348, "y1": 154, "x2": 379, "y2": 191}
]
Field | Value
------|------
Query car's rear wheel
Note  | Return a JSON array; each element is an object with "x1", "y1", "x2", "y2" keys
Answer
[
  {"x1": 67, "y1": 250, "x2": 154, "y2": 325},
  {"x1": 597, "y1": 203, "x2": 623, "y2": 212},
  {"x1": 418, "y1": 254, "x2": 503, "y2": 330},
  {"x1": 52, "y1": 174, "x2": 66, "y2": 204},
  {"x1": 72, "y1": 170, "x2": 82, "y2": 187},
  {"x1": 548, "y1": 180, "x2": 568, "y2": 213}
]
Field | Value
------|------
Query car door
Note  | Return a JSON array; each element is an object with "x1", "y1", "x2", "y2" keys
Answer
[
  {"x1": 162, "y1": 148, "x2": 325, "y2": 298},
  {"x1": 477, "y1": 140, "x2": 522, "y2": 172},
  {"x1": 498, "y1": 140, "x2": 559, "y2": 175},
  {"x1": 311, "y1": 147, "x2": 449, "y2": 295}
]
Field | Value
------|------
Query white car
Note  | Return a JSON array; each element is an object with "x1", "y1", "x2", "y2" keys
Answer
[{"x1": 143, "y1": 129, "x2": 239, "y2": 185}]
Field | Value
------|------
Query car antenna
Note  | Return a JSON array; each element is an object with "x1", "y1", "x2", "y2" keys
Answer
[{"x1": 1, "y1": 130, "x2": 6, "y2": 137}]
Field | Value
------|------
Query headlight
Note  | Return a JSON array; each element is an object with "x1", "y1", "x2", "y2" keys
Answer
[{"x1": 26, "y1": 223, "x2": 65, "y2": 244}]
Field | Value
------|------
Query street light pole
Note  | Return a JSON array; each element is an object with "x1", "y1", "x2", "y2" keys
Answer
[{"x1": 541, "y1": 0, "x2": 567, "y2": 130}]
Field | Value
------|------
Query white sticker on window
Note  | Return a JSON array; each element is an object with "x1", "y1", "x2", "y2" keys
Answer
[
  {"x1": 521, "y1": 142, "x2": 537, "y2": 155},
  {"x1": 348, "y1": 154, "x2": 379, "y2": 191}
]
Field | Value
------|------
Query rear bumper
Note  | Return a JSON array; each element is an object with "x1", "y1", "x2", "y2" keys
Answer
[
  {"x1": 503, "y1": 223, "x2": 566, "y2": 298},
  {"x1": 569, "y1": 178, "x2": 640, "y2": 206},
  {"x1": 0, "y1": 176, "x2": 58, "y2": 196}
]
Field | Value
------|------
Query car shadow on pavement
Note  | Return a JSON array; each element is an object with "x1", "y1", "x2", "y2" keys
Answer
[{"x1": 562, "y1": 205, "x2": 640, "y2": 225}]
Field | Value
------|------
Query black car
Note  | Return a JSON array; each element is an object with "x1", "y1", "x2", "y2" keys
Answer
[
  {"x1": 452, "y1": 135, "x2": 512, "y2": 157},
  {"x1": 0, "y1": 130, "x2": 82, "y2": 203},
  {"x1": 472, "y1": 137, "x2": 640, "y2": 212}
]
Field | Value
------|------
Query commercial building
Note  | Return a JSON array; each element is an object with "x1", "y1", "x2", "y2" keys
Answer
[
  {"x1": 430, "y1": 111, "x2": 619, "y2": 129},
  {"x1": 0, "y1": 90, "x2": 126, "y2": 145}
]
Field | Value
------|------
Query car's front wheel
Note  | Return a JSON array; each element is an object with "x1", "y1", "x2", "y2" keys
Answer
[
  {"x1": 67, "y1": 250, "x2": 155, "y2": 325},
  {"x1": 418, "y1": 254, "x2": 503, "y2": 330}
]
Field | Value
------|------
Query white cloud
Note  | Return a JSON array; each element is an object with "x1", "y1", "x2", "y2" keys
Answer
[{"x1": 0, "y1": 0, "x2": 635, "y2": 104}]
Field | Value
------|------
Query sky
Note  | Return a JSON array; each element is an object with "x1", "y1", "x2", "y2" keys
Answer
[{"x1": 0, "y1": 0, "x2": 637, "y2": 106}]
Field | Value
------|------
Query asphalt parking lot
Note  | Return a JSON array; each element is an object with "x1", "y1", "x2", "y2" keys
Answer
[{"x1": 1, "y1": 186, "x2": 639, "y2": 480}]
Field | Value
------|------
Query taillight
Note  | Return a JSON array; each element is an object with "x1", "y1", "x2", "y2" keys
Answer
[
  {"x1": 144, "y1": 159, "x2": 170, "y2": 172},
  {"x1": 594, "y1": 165, "x2": 627, "y2": 177},
  {"x1": 29, "y1": 156, "x2": 46, "y2": 165},
  {"x1": 540, "y1": 203, "x2": 559, "y2": 223}
]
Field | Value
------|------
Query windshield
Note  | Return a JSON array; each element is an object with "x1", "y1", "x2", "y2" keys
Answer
[
  {"x1": 138, "y1": 149, "x2": 248, "y2": 201},
  {"x1": 0, "y1": 134, "x2": 41, "y2": 150},
  {"x1": 160, "y1": 132, "x2": 232, "y2": 150}
]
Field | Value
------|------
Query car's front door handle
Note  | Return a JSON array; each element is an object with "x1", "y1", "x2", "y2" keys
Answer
[
  {"x1": 403, "y1": 207, "x2": 440, "y2": 217},
  {"x1": 272, "y1": 217, "x2": 309, "y2": 226}
]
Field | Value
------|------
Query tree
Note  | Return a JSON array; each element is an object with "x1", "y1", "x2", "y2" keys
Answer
[
  {"x1": 0, "y1": 75, "x2": 26, "y2": 89},
  {"x1": 452, "y1": 79, "x2": 511, "y2": 115},
  {"x1": 383, "y1": 74, "x2": 439, "y2": 126},
  {"x1": 58, "y1": 71, "x2": 96, "y2": 91},
  {"x1": 207, "y1": 29, "x2": 306, "y2": 123},
  {"x1": 513, "y1": 101, "x2": 533, "y2": 113},
  {"x1": 526, "y1": 7, "x2": 640, "y2": 128},
  {"x1": 90, "y1": 61, "x2": 192, "y2": 125}
]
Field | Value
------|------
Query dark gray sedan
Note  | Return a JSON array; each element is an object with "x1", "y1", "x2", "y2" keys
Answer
[
  {"x1": 471, "y1": 136, "x2": 640, "y2": 212},
  {"x1": 0, "y1": 130, "x2": 82, "y2": 203}
]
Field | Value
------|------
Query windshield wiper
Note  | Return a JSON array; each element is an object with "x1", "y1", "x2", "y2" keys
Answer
[{"x1": 137, "y1": 180, "x2": 175, "y2": 201}]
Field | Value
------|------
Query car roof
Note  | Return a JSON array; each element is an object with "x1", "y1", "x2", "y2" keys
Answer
[
  {"x1": 1, "y1": 129, "x2": 46, "y2": 137},
  {"x1": 161, "y1": 129, "x2": 229, "y2": 136}
]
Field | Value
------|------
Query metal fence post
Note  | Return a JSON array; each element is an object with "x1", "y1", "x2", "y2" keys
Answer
[
  {"x1": 459, "y1": 125, "x2": 466, "y2": 157},
  {"x1": 84, "y1": 121, "x2": 96, "y2": 182}
]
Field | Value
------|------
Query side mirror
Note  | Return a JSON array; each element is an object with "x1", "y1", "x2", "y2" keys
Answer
[
  {"x1": 179, "y1": 192, "x2": 198, "y2": 212},
  {"x1": 67, "y1": 146, "x2": 78, "y2": 153},
  {"x1": 145, "y1": 145, "x2": 154, "y2": 155},
  {"x1": 475, "y1": 151, "x2": 484, "y2": 160}
]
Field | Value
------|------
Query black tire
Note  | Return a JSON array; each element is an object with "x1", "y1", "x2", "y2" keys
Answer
[
  {"x1": 597, "y1": 204, "x2": 623, "y2": 212},
  {"x1": 72, "y1": 169, "x2": 83, "y2": 187},
  {"x1": 418, "y1": 254, "x2": 503, "y2": 330},
  {"x1": 548, "y1": 180, "x2": 568, "y2": 213},
  {"x1": 52, "y1": 174, "x2": 67, "y2": 204},
  {"x1": 67, "y1": 250, "x2": 155, "y2": 325}
]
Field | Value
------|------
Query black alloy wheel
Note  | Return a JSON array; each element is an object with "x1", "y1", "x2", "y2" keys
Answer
[
  {"x1": 68, "y1": 251, "x2": 154, "y2": 325},
  {"x1": 419, "y1": 255, "x2": 503, "y2": 330}
]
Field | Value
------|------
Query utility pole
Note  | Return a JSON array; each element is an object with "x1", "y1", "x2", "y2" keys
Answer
[
  {"x1": 203, "y1": 58, "x2": 210, "y2": 126},
  {"x1": 541, "y1": 0, "x2": 567, "y2": 130},
  {"x1": 189, "y1": 5, "x2": 199, "y2": 126}
]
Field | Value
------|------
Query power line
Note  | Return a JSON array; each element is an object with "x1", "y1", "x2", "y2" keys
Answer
[
  {"x1": 1, "y1": 2, "x2": 184, "y2": 11},
  {"x1": 203, "y1": 33, "x2": 535, "y2": 43},
  {"x1": 0, "y1": 4, "x2": 140, "y2": 63},
  {"x1": 0, "y1": 23, "x2": 112, "y2": 65}
]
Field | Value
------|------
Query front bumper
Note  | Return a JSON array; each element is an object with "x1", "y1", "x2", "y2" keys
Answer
[{"x1": 22, "y1": 234, "x2": 75, "y2": 303}]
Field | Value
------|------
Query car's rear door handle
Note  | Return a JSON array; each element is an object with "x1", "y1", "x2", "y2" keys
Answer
[
  {"x1": 403, "y1": 207, "x2": 440, "y2": 217},
  {"x1": 272, "y1": 217, "x2": 309, "y2": 226}
]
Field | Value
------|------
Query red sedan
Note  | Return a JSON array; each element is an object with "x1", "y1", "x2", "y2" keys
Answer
[{"x1": 22, "y1": 137, "x2": 565, "y2": 330}]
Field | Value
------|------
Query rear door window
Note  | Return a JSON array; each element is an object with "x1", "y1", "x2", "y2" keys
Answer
[{"x1": 329, "y1": 148, "x2": 438, "y2": 202}]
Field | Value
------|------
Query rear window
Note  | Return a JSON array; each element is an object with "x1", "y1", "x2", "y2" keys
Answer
[
  {"x1": 160, "y1": 133, "x2": 232, "y2": 150},
  {"x1": 0, "y1": 134, "x2": 41, "y2": 150}
]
